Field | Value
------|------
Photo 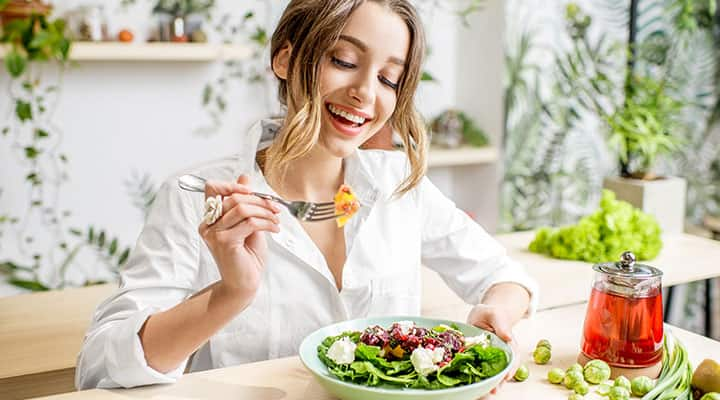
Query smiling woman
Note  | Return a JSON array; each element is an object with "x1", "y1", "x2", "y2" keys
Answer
[{"x1": 75, "y1": 0, "x2": 539, "y2": 396}]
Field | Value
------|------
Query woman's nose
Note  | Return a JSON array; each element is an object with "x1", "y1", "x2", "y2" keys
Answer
[{"x1": 348, "y1": 71, "x2": 375, "y2": 105}]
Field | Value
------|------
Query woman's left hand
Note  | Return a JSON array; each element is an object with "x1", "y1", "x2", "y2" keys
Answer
[{"x1": 467, "y1": 304, "x2": 520, "y2": 396}]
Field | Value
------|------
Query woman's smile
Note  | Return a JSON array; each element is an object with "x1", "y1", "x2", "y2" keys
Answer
[{"x1": 325, "y1": 101, "x2": 373, "y2": 138}]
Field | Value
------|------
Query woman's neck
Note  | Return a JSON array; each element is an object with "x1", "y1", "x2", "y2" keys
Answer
[{"x1": 267, "y1": 146, "x2": 345, "y2": 202}]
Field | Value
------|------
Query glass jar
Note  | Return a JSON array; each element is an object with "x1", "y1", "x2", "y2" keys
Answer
[{"x1": 580, "y1": 251, "x2": 664, "y2": 367}]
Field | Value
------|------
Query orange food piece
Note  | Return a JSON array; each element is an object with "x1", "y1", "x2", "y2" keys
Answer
[
  {"x1": 118, "y1": 29, "x2": 134, "y2": 43},
  {"x1": 390, "y1": 345, "x2": 405, "y2": 358},
  {"x1": 333, "y1": 184, "x2": 360, "y2": 228}
]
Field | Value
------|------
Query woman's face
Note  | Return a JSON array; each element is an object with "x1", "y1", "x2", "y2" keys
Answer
[{"x1": 317, "y1": 1, "x2": 410, "y2": 158}]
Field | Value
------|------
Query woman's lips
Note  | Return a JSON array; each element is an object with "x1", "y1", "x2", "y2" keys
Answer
[{"x1": 325, "y1": 103, "x2": 369, "y2": 138}]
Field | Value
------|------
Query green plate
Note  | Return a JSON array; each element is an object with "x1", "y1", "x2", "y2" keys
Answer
[{"x1": 298, "y1": 316, "x2": 514, "y2": 400}]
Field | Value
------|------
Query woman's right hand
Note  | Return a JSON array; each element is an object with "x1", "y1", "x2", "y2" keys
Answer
[{"x1": 198, "y1": 174, "x2": 281, "y2": 301}]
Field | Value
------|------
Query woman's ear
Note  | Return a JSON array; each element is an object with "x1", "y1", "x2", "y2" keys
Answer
[{"x1": 272, "y1": 42, "x2": 292, "y2": 80}]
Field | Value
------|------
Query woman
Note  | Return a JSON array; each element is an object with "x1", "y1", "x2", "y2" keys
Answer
[{"x1": 76, "y1": 0, "x2": 539, "y2": 391}]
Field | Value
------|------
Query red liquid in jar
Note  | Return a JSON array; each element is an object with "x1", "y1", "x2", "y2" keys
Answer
[{"x1": 581, "y1": 287, "x2": 663, "y2": 367}]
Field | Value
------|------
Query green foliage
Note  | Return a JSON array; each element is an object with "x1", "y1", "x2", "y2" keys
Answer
[
  {"x1": 606, "y1": 75, "x2": 683, "y2": 175},
  {"x1": 528, "y1": 190, "x2": 662, "y2": 262},
  {"x1": 152, "y1": 0, "x2": 215, "y2": 17}
]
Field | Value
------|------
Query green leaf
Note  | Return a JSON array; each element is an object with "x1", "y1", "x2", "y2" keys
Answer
[
  {"x1": 69, "y1": 228, "x2": 82, "y2": 236},
  {"x1": 24, "y1": 147, "x2": 39, "y2": 159},
  {"x1": 97, "y1": 231, "x2": 106, "y2": 247},
  {"x1": 0, "y1": 0, "x2": 11, "y2": 11},
  {"x1": 108, "y1": 239, "x2": 118, "y2": 255},
  {"x1": 421, "y1": 71, "x2": 435, "y2": 82},
  {"x1": 15, "y1": 100, "x2": 33, "y2": 122},
  {"x1": 9, "y1": 279, "x2": 50, "y2": 291},
  {"x1": 5, "y1": 50, "x2": 27, "y2": 78},
  {"x1": 35, "y1": 129, "x2": 49, "y2": 139},
  {"x1": 2, "y1": 126, "x2": 9, "y2": 135},
  {"x1": 118, "y1": 248, "x2": 130, "y2": 266},
  {"x1": 88, "y1": 226, "x2": 95, "y2": 243}
]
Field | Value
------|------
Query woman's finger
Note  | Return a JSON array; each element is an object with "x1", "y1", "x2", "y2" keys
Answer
[
  {"x1": 223, "y1": 193, "x2": 281, "y2": 215},
  {"x1": 204, "y1": 178, "x2": 252, "y2": 199},
  {"x1": 212, "y1": 203, "x2": 280, "y2": 231},
  {"x1": 229, "y1": 216, "x2": 281, "y2": 238}
]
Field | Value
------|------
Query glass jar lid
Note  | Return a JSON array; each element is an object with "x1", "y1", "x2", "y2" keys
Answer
[{"x1": 592, "y1": 251, "x2": 663, "y2": 279}]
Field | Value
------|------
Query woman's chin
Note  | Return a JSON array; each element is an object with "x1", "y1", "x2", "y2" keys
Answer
[{"x1": 320, "y1": 137, "x2": 361, "y2": 159}]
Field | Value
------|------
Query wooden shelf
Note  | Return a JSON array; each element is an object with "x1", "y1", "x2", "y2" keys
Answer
[
  {"x1": 0, "y1": 42, "x2": 251, "y2": 62},
  {"x1": 428, "y1": 146, "x2": 498, "y2": 168}
]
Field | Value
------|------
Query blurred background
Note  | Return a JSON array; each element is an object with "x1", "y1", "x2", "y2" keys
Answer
[{"x1": 1, "y1": 0, "x2": 719, "y2": 382}]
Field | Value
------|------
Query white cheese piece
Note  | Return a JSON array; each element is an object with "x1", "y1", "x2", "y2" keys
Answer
[
  {"x1": 411, "y1": 347, "x2": 439, "y2": 376},
  {"x1": 327, "y1": 336, "x2": 357, "y2": 365}
]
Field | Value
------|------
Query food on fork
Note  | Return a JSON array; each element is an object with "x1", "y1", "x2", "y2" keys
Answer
[{"x1": 334, "y1": 184, "x2": 360, "y2": 227}]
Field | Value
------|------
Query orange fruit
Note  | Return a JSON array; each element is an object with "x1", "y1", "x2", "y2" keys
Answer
[{"x1": 118, "y1": 29, "x2": 134, "y2": 43}]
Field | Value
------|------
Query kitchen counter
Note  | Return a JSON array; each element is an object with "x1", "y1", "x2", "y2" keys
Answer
[
  {"x1": 37, "y1": 303, "x2": 720, "y2": 400},
  {"x1": 422, "y1": 231, "x2": 720, "y2": 317}
]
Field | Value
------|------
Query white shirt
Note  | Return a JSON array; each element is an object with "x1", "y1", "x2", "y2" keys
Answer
[{"x1": 75, "y1": 120, "x2": 539, "y2": 389}]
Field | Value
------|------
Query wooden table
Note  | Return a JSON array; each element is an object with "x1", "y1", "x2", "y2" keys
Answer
[
  {"x1": 422, "y1": 231, "x2": 720, "y2": 318},
  {"x1": 36, "y1": 303, "x2": 720, "y2": 400},
  {"x1": 4, "y1": 231, "x2": 720, "y2": 399},
  {"x1": 0, "y1": 284, "x2": 117, "y2": 399}
]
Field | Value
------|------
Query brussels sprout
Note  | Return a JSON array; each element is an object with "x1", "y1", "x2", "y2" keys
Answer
[
  {"x1": 569, "y1": 394, "x2": 584, "y2": 400},
  {"x1": 583, "y1": 359, "x2": 611, "y2": 384},
  {"x1": 536, "y1": 339, "x2": 552, "y2": 350},
  {"x1": 567, "y1": 363, "x2": 583, "y2": 374},
  {"x1": 574, "y1": 380, "x2": 590, "y2": 395},
  {"x1": 548, "y1": 367, "x2": 565, "y2": 384},
  {"x1": 533, "y1": 346, "x2": 551, "y2": 364},
  {"x1": 608, "y1": 386, "x2": 630, "y2": 400},
  {"x1": 564, "y1": 370, "x2": 585, "y2": 389},
  {"x1": 596, "y1": 383, "x2": 612, "y2": 396},
  {"x1": 514, "y1": 364, "x2": 529, "y2": 382},
  {"x1": 630, "y1": 375, "x2": 654, "y2": 396},
  {"x1": 700, "y1": 393, "x2": 720, "y2": 400},
  {"x1": 614, "y1": 376, "x2": 631, "y2": 391}
]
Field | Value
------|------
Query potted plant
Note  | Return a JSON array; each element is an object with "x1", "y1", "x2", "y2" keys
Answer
[
  {"x1": 152, "y1": 0, "x2": 215, "y2": 42},
  {"x1": 561, "y1": 2, "x2": 698, "y2": 234}
]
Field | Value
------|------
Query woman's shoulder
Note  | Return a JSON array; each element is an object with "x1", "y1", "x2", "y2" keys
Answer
[{"x1": 354, "y1": 149, "x2": 421, "y2": 198}]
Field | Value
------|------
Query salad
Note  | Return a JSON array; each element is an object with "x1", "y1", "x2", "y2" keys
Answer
[{"x1": 317, "y1": 320, "x2": 509, "y2": 390}]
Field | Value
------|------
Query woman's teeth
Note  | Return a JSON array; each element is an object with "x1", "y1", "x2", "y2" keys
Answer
[{"x1": 328, "y1": 104, "x2": 366, "y2": 125}]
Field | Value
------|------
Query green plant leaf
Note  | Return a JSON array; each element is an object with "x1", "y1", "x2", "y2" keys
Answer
[
  {"x1": 24, "y1": 147, "x2": 39, "y2": 159},
  {"x1": 98, "y1": 231, "x2": 106, "y2": 247},
  {"x1": 5, "y1": 50, "x2": 27, "y2": 78},
  {"x1": 108, "y1": 238, "x2": 118, "y2": 255},
  {"x1": 421, "y1": 71, "x2": 435, "y2": 82},
  {"x1": 35, "y1": 129, "x2": 49, "y2": 139},
  {"x1": 0, "y1": 0, "x2": 11, "y2": 11},
  {"x1": 15, "y1": 100, "x2": 33, "y2": 122},
  {"x1": 9, "y1": 279, "x2": 50, "y2": 291},
  {"x1": 118, "y1": 248, "x2": 130, "y2": 266},
  {"x1": 88, "y1": 226, "x2": 95, "y2": 243}
]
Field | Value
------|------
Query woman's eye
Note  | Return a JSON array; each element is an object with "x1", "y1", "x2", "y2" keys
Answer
[
  {"x1": 331, "y1": 57, "x2": 356, "y2": 69},
  {"x1": 379, "y1": 75, "x2": 399, "y2": 90}
]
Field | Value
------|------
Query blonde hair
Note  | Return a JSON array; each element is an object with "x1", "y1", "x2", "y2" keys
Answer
[{"x1": 265, "y1": 0, "x2": 427, "y2": 196}]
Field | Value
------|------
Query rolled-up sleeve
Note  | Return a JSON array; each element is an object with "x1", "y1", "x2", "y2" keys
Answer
[
  {"x1": 418, "y1": 177, "x2": 539, "y2": 316},
  {"x1": 75, "y1": 179, "x2": 200, "y2": 389}
]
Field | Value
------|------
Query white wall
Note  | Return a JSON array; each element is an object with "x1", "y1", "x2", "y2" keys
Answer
[{"x1": 0, "y1": 0, "x2": 503, "y2": 295}]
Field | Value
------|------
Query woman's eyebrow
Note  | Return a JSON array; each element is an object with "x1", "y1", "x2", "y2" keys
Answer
[{"x1": 338, "y1": 34, "x2": 406, "y2": 66}]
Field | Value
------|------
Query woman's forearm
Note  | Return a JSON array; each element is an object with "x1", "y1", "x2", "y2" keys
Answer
[
  {"x1": 139, "y1": 282, "x2": 254, "y2": 373},
  {"x1": 481, "y1": 282, "x2": 531, "y2": 324}
]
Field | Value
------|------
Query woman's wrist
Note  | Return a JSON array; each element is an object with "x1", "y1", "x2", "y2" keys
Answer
[{"x1": 211, "y1": 281, "x2": 257, "y2": 314}]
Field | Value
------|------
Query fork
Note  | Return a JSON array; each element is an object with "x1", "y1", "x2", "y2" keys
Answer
[{"x1": 177, "y1": 174, "x2": 341, "y2": 222}]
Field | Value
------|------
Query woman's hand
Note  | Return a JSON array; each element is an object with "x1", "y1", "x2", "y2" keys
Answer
[
  {"x1": 467, "y1": 304, "x2": 521, "y2": 396},
  {"x1": 198, "y1": 174, "x2": 281, "y2": 304}
]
